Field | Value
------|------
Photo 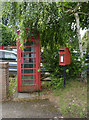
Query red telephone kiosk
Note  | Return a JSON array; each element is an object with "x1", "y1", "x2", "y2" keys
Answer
[
  {"x1": 17, "y1": 30, "x2": 41, "y2": 92},
  {"x1": 59, "y1": 47, "x2": 71, "y2": 87}
]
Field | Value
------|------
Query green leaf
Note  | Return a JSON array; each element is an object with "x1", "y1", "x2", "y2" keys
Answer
[
  {"x1": 38, "y1": 69, "x2": 41, "y2": 72},
  {"x1": 66, "y1": 69, "x2": 69, "y2": 73}
]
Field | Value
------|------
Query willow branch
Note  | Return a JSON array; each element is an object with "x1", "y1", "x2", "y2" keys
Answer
[
  {"x1": 77, "y1": 12, "x2": 89, "y2": 15},
  {"x1": 69, "y1": 12, "x2": 89, "y2": 16},
  {"x1": 73, "y1": 3, "x2": 81, "y2": 12}
]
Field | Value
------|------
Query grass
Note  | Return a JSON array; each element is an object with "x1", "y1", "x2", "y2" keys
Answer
[{"x1": 53, "y1": 79, "x2": 87, "y2": 118}]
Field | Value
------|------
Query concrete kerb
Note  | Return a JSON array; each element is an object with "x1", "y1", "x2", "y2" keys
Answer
[
  {"x1": 13, "y1": 91, "x2": 41, "y2": 101},
  {"x1": 12, "y1": 90, "x2": 53, "y2": 102}
]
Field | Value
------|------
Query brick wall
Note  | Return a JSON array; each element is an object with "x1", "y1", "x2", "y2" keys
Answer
[{"x1": 0, "y1": 62, "x2": 9, "y2": 101}]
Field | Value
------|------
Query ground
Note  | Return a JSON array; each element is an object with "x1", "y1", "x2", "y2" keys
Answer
[
  {"x1": 2, "y1": 99, "x2": 62, "y2": 118},
  {"x1": 1, "y1": 77, "x2": 88, "y2": 118},
  {"x1": 2, "y1": 77, "x2": 63, "y2": 119}
]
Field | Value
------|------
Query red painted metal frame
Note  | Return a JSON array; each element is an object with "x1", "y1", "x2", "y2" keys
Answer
[
  {"x1": 0, "y1": 46, "x2": 3, "y2": 49},
  {"x1": 17, "y1": 30, "x2": 41, "y2": 92}
]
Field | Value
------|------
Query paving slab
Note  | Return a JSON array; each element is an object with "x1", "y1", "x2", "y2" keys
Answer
[
  {"x1": 14, "y1": 92, "x2": 39, "y2": 99},
  {"x1": 2, "y1": 99, "x2": 62, "y2": 118}
]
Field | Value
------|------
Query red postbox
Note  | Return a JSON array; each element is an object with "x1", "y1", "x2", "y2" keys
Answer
[{"x1": 59, "y1": 47, "x2": 71, "y2": 66}]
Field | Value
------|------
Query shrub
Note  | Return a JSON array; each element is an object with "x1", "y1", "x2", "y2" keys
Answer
[{"x1": 41, "y1": 48, "x2": 87, "y2": 88}]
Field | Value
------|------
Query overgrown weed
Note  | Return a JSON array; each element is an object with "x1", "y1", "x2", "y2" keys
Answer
[{"x1": 8, "y1": 77, "x2": 17, "y2": 98}]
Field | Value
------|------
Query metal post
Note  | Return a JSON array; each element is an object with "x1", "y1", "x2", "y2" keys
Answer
[{"x1": 64, "y1": 65, "x2": 66, "y2": 88}]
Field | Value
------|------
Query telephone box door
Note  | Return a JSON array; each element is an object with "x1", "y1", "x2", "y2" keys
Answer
[{"x1": 17, "y1": 31, "x2": 41, "y2": 92}]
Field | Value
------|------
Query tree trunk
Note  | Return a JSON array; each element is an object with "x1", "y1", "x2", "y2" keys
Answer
[
  {"x1": 74, "y1": 13, "x2": 83, "y2": 58},
  {"x1": 87, "y1": 30, "x2": 89, "y2": 51},
  {"x1": 74, "y1": 12, "x2": 87, "y2": 83}
]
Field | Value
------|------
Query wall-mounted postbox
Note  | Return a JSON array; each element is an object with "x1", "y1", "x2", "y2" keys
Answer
[{"x1": 59, "y1": 47, "x2": 71, "y2": 66}]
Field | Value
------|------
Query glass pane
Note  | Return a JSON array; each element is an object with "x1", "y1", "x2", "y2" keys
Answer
[
  {"x1": 24, "y1": 75, "x2": 33, "y2": 79},
  {"x1": 24, "y1": 80, "x2": 36, "y2": 85},
  {"x1": 21, "y1": 69, "x2": 36, "y2": 74},
  {"x1": 24, "y1": 69, "x2": 34, "y2": 74},
  {"x1": 21, "y1": 70, "x2": 23, "y2": 74},
  {"x1": 24, "y1": 58, "x2": 33, "y2": 63},
  {"x1": 24, "y1": 47, "x2": 33, "y2": 51},
  {"x1": 24, "y1": 53, "x2": 36, "y2": 57},
  {"x1": 24, "y1": 53, "x2": 31, "y2": 57},
  {"x1": 21, "y1": 75, "x2": 23, "y2": 79},
  {"x1": 24, "y1": 64, "x2": 33, "y2": 68},
  {"x1": 34, "y1": 58, "x2": 36, "y2": 63},
  {"x1": 21, "y1": 53, "x2": 23, "y2": 57},
  {"x1": 32, "y1": 53, "x2": 36, "y2": 57},
  {"x1": 22, "y1": 80, "x2": 24, "y2": 85},
  {"x1": 24, "y1": 64, "x2": 36, "y2": 68},
  {"x1": 21, "y1": 64, "x2": 23, "y2": 68}
]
